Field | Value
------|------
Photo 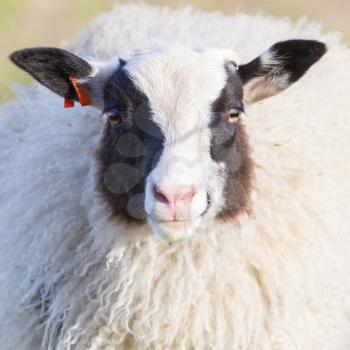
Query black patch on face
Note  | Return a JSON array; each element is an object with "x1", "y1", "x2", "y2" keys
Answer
[
  {"x1": 98, "y1": 67, "x2": 164, "y2": 220},
  {"x1": 210, "y1": 65, "x2": 253, "y2": 218}
]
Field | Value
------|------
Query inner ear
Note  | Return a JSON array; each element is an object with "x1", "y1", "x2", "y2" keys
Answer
[
  {"x1": 238, "y1": 39, "x2": 327, "y2": 104},
  {"x1": 10, "y1": 47, "x2": 93, "y2": 102}
]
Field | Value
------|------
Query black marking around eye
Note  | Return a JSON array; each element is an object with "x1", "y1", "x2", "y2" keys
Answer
[
  {"x1": 211, "y1": 64, "x2": 244, "y2": 113},
  {"x1": 104, "y1": 68, "x2": 147, "y2": 112},
  {"x1": 98, "y1": 66, "x2": 165, "y2": 220},
  {"x1": 210, "y1": 65, "x2": 253, "y2": 219}
]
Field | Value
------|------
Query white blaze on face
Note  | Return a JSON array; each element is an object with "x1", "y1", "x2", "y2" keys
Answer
[{"x1": 126, "y1": 45, "x2": 239, "y2": 241}]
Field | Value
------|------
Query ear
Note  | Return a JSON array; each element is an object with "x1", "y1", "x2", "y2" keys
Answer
[
  {"x1": 238, "y1": 40, "x2": 327, "y2": 104},
  {"x1": 10, "y1": 47, "x2": 95, "y2": 107}
]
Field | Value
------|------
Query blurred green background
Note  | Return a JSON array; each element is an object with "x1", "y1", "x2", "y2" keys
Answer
[{"x1": 1, "y1": 0, "x2": 348, "y2": 102}]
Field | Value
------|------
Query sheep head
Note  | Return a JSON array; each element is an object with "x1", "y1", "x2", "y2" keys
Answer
[{"x1": 10, "y1": 40, "x2": 326, "y2": 241}]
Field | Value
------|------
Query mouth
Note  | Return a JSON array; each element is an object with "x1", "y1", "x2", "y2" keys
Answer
[
  {"x1": 145, "y1": 193, "x2": 212, "y2": 241},
  {"x1": 147, "y1": 215, "x2": 205, "y2": 242},
  {"x1": 155, "y1": 219, "x2": 194, "y2": 228}
]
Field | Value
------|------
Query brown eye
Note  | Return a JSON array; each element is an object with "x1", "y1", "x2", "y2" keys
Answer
[
  {"x1": 227, "y1": 108, "x2": 241, "y2": 124},
  {"x1": 108, "y1": 113, "x2": 122, "y2": 126}
]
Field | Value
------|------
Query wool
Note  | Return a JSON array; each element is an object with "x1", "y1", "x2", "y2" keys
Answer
[{"x1": 1, "y1": 4, "x2": 350, "y2": 349}]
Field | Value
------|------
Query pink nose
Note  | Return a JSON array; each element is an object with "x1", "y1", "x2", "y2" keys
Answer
[{"x1": 153, "y1": 185, "x2": 197, "y2": 218}]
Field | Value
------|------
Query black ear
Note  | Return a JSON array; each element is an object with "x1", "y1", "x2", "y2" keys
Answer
[
  {"x1": 238, "y1": 40, "x2": 327, "y2": 104},
  {"x1": 10, "y1": 47, "x2": 93, "y2": 101}
]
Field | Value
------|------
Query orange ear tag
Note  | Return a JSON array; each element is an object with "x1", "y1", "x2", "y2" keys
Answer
[
  {"x1": 64, "y1": 77, "x2": 91, "y2": 108},
  {"x1": 64, "y1": 98, "x2": 75, "y2": 108},
  {"x1": 70, "y1": 78, "x2": 91, "y2": 106}
]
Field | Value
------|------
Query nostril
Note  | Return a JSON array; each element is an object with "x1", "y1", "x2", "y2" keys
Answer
[{"x1": 153, "y1": 185, "x2": 170, "y2": 204}]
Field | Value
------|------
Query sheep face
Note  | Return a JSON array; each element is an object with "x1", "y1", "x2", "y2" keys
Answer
[
  {"x1": 98, "y1": 46, "x2": 252, "y2": 241},
  {"x1": 10, "y1": 40, "x2": 326, "y2": 241}
]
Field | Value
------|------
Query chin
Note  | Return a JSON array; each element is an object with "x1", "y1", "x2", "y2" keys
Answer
[{"x1": 148, "y1": 217, "x2": 203, "y2": 242}]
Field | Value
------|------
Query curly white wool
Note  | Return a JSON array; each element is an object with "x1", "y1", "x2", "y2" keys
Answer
[{"x1": 0, "y1": 4, "x2": 350, "y2": 349}]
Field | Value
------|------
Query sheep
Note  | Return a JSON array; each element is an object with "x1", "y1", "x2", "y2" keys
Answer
[{"x1": 1, "y1": 4, "x2": 350, "y2": 350}]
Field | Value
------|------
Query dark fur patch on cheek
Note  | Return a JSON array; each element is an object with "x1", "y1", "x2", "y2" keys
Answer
[
  {"x1": 210, "y1": 68, "x2": 253, "y2": 219},
  {"x1": 211, "y1": 122, "x2": 254, "y2": 219},
  {"x1": 97, "y1": 122, "x2": 164, "y2": 221},
  {"x1": 97, "y1": 68, "x2": 164, "y2": 221}
]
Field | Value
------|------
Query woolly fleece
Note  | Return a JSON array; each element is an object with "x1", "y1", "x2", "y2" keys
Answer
[{"x1": 0, "y1": 4, "x2": 350, "y2": 350}]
